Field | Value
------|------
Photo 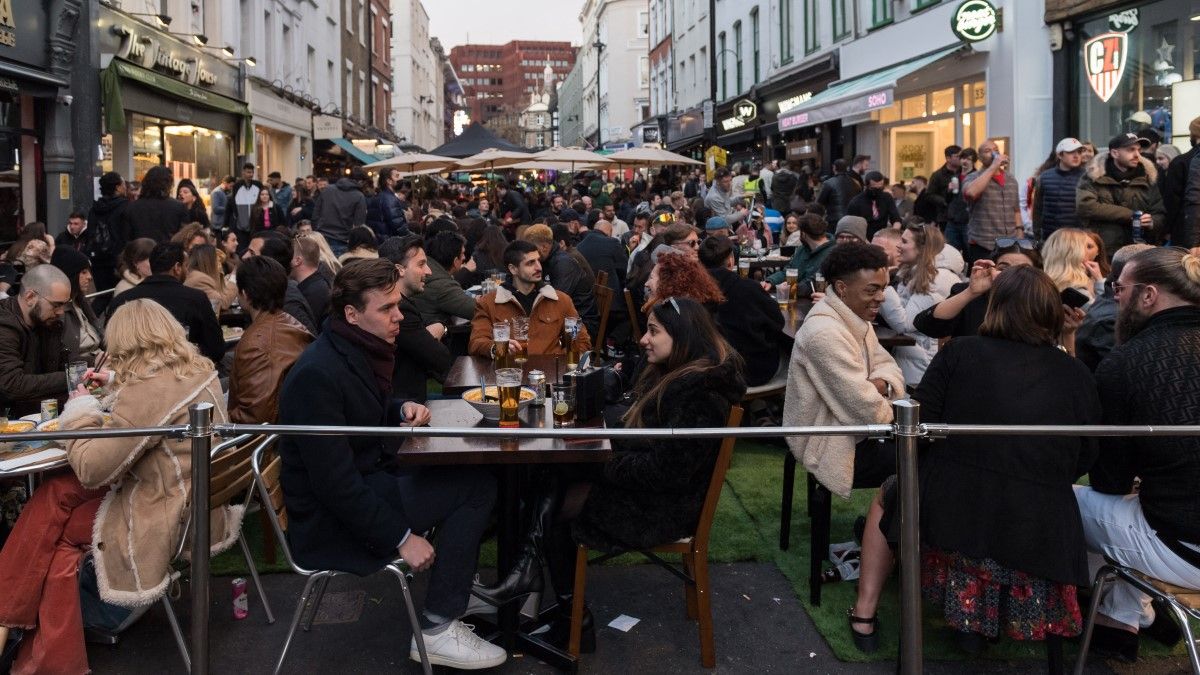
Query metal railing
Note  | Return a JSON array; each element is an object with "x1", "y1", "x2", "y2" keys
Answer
[{"x1": 4, "y1": 401, "x2": 1200, "y2": 675}]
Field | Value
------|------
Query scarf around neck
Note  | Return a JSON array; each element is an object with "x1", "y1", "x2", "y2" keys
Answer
[{"x1": 330, "y1": 317, "x2": 395, "y2": 398}]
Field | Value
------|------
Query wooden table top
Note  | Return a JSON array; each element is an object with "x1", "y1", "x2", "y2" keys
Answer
[
  {"x1": 444, "y1": 354, "x2": 568, "y2": 395},
  {"x1": 779, "y1": 301, "x2": 916, "y2": 348},
  {"x1": 395, "y1": 399, "x2": 611, "y2": 465}
]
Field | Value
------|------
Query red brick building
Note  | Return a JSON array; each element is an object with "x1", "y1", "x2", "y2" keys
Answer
[{"x1": 450, "y1": 41, "x2": 577, "y2": 138}]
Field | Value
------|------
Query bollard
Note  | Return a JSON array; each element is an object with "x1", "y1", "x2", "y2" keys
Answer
[
  {"x1": 189, "y1": 403, "x2": 214, "y2": 675},
  {"x1": 893, "y1": 399, "x2": 922, "y2": 675}
]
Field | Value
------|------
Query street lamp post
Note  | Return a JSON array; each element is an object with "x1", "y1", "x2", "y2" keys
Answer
[{"x1": 593, "y1": 39, "x2": 605, "y2": 147}]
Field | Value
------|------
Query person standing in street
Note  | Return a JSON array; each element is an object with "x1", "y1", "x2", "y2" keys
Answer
[
  {"x1": 119, "y1": 166, "x2": 189, "y2": 244},
  {"x1": 1076, "y1": 133, "x2": 1165, "y2": 255},
  {"x1": 86, "y1": 172, "x2": 128, "y2": 293},
  {"x1": 366, "y1": 168, "x2": 411, "y2": 240},
  {"x1": 226, "y1": 163, "x2": 265, "y2": 241},
  {"x1": 209, "y1": 175, "x2": 232, "y2": 227},
  {"x1": 1032, "y1": 138, "x2": 1087, "y2": 242},
  {"x1": 846, "y1": 171, "x2": 902, "y2": 238},
  {"x1": 315, "y1": 168, "x2": 369, "y2": 256},
  {"x1": 963, "y1": 141, "x2": 1022, "y2": 264},
  {"x1": 1162, "y1": 117, "x2": 1200, "y2": 246},
  {"x1": 267, "y1": 172, "x2": 293, "y2": 216},
  {"x1": 816, "y1": 156, "x2": 869, "y2": 227},
  {"x1": 925, "y1": 145, "x2": 963, "y2": 230}
]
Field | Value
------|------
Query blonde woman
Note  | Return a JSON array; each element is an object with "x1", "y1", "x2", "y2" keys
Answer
[
  {"x1": 184, "y1": 243, "x2": 236, "y2": 313},
  {"x1": 878, "y1": 222, "x2": 960, "y2": 384},
  {"x1": 0, "y1": 299, "x2": 235, "y2": 674},
  {"x1": 305, "y1": 230, "x2": 342, "y2": 282},
  {"x1": 1043, "y1": 228, "x2": 1103, "y2": 302}
]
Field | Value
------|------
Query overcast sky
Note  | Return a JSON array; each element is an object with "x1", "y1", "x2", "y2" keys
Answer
[{"x1": 425, "y1": 1, "x2": 585, "y2": 49}]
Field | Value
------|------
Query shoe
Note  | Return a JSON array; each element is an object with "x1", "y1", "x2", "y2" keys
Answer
[
  {"x1": 410, "y1": 619, "x2": 507, "y2": 670},
  {"x1": 473, "y1": 490, "x2": 558, "y2": 606},
  {"x1": 1142, "y1": 598, "x2": 1182, "y2": 647},
  {"x1": 1087, "y1": 624, "x2": 1139, "y2": 663},
  {"x1": 847, "y1": 609, "x2": 879, "y2": 654},
  {"x1": 0, "y1": 629, "x2": 24, "y2": 673},
  {"x1": 531, "y1": 596, "x2": 595, "y2": 654}
]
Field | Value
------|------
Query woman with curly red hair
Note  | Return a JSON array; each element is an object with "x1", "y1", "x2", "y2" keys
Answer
[{"x1": 643, "y1": 248, "x2": 725, "y2": 312}]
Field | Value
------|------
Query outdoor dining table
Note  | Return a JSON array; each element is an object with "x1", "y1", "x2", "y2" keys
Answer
[
  {"x1": 443, "y1": 354, "x2": 567, "y2": 396},
  {"x1": 395, "y1": 398, "x2": 611, "y2": 671}
]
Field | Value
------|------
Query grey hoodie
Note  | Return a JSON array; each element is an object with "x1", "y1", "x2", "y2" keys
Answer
[{"x1": 314, "y1": 178, "x2": 367, "y2": 244}]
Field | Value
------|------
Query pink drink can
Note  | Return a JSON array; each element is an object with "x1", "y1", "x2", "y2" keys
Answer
[{"x1": 232, "y1": 578, "x2": 248, "y2": 619}]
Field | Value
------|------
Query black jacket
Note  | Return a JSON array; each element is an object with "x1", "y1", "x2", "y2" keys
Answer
[
  {"x1": 846, "y1": 188, "x2": 902, "y2": 238},
  {"x1": 120, "y1": 197, "x2": 189, "y2": 244},
  {"x1": 365, "y1": 187, "x2": 410, "y2": 240},
  {"x1": 708, "y1": 267, "x2": 784, "y2": 386},
  {"x1": 914, "y1": 336, "x2": 1100, "y2": 585},
  {"x1": 572, "y1": 357, "x2": 746, "y2": 552},
  {"x1": 105, "y1": 275, "x2": 226, "y2": 363},
  {"x1": 1163, "y1": 144, "x2": 1199, "y2": 245},
  {"x1": 0, "y1": 296, "x2": 67, "y2": 417},
  {"x1": 913, "y1": 282, "x2": 987, "y2": 339},
  {"x1": 297, "y1": 273, "x2": 331, "y2": 329},
  {"x1": 284, "y1": 280, "x2": 318, "y2": 335},
  {"x1": 314, "y1": 179, "x2": 367, "y2": 244},
  {"x1": 392, "y1": 296, "x2": 451, "y2": 403},
  {"x1": 924, "y1": 164, "x2": 958, "y2": 225},
  {"x1": 183, "y1": 201, "x2": 210, "y2": 228},
  {"x1": 499, "y1": 190, "x2": 531, "y2": 225},
  {"x1": 1032, "y1": 165, "x2": 1084, "y2": 240},
  {"x1": 769, "y1": 168, "x2": 801, "y2": 213},
  {"x1": 575, "y1": 230, "x2": 628, "y2": 295},
  {"x1": 248, "y1": 203, "x2": 286, "y2": 234},
  {"x1": 1092, "y1": 307, "x2": 1200, "y2": 567},
  {"x1": 277, "y1": 327, "x2": 413, "y2": 576},
  {"x1": 815, "y1": 171, "x2": 863, "y2": 226},
  {"x1": 545, "y1": 247, "x2": 599, "y2": 336},
  {"x1": 86, "y1": 195, "x2": 129, "y2": 263}
]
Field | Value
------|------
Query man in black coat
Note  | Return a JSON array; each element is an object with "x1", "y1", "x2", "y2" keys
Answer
[
  {"x1": 105, "y1": 242, "x2": 225, "y2": 363},
  {"x1": 845, "y1": 171, "x2": 902, "y2": 238},
  {"x1": 380, "y1": 235, "x2": 451, "y2": 403},
  {"x1": 521, "y1": 223, "x2": 599, "y2": 336},
  {"x1": 277, "y1": 259, "x2": 504, "y2": 668},
  {"x1": 576, "y1": 220, "x2": 630, "y2": 342},
  {"x1": 699, "y1": 236, "x2": 784, "y2": 386},
  {"x1": 815, "y1": 156, "x2": 868, "y2": 227},
  {"x1": 923, "y1": 145, "x2": 963, "y2": 228},
  {"x1": 1163, "y1": 118, "x2": 1200, "y2": 246},
  {"x1": 1077, "y1": 247, "x2": 1200, "y2": 662},
  {"x1": 496, "y1": 182, "x2": 531, "y2": 227},
  {"x1": 246, "y1": 232, "x2": 319, "y2": 334},
  {"x1": 119, "y1": 166, "x2": 189, "y2": 244},
  {"x1": 86, "y1": 171, "x2": 129, "y2": 294}
]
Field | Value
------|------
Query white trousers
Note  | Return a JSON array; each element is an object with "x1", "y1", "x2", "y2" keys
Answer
[{"x1": 1074, "y1": 485, "x2": 1200, "y2": 627}]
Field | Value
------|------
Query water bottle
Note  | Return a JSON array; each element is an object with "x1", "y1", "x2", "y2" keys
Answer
[
  {"x1": 1132, "y1": 210, "x2": 1144, "y2": 243},
  {"x1": 822, "y1": 557, "x2": 861, "y2": 583}
]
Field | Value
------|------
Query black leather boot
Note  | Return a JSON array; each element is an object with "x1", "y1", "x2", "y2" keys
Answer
[
  {"x1": 535, "y1": 595, "x2": 595, "y2": 653},
  {"x1": 473, "y1": 490, "x2": 558, "y2": 606}
]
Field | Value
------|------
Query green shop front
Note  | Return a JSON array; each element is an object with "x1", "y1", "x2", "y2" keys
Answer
[{"x1": 98, "y1": 6, "x2": 250, "y2": 197}]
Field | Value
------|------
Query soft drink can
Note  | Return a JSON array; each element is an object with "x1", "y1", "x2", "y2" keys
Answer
[
  {"x1": 527, "y1": 370, "x2": 546, "y2": 406},
  {"x1": 1131, "y1": 210, "x2": 1144, "y2": 243},
  {"x1": 232, "y1": 577, "x2": 248, "y2": 619},
  {"x1": 40, "y1": 399, "x2": 57, "y2": 422}
]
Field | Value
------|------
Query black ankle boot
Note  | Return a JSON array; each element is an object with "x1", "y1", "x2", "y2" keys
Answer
[
  {"x1": 535, "y1": 595, "x2": 595, "y2": 653},
  {"x1": 1, "y1": 629, "x2": 24, "y2": 673},
  {"x1": 474, "y1": 491, "x2": 558, "y2": 606}
]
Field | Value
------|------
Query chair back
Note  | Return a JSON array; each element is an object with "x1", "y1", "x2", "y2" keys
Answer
[
  {"x1": 595, "y1": 270, "x2": 608, "y2": 289},
  {"x1": 624, "y1": 288, "x2": 642, "y2": 340},
  {"x1": 592, "y1": 282, "x2": 614, "y2": 359},
  {"x1": 692, "y1": 406, "x2": 743, "y2": 552},
  {"x1": 251, "y1": 435, "x2": 309, "y2": 575},
  {"x1": 173, "y1": 433, "x2": 269, "y2": 562}
]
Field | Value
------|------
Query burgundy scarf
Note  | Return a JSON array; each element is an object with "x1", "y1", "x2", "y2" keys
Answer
[{"x1": 331, "y1": 317, "x2": 395, "y2": 399}]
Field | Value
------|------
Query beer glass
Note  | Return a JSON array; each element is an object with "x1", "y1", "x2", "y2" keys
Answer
[
  {"x1": 493, "y1": 321, "x2": 512, "y2": 369},
  {"x1": 738, "y1": 259, "x2": 750, "y2": 278},
  {"x1": 510, "y1": 316, "x2": 530, "y2": 365},
  {"x1": 563, "y1": 317, "x2": 580, "y2": 370},
  {"x1": 785, "y1": 268, "x2": 799, "y2": 303},
  {"x1": 776, "y1": 283, "x2": 790, "y2": 311},
  {"x1": 495, "y1": 368, "x2": 523, "y2": 429},
  {"x1": 551, "y1": 383, "x2": 576, "y2": 428},
  {"x1": 812, "y1": 273, "x2": 828, "y2": 294}
]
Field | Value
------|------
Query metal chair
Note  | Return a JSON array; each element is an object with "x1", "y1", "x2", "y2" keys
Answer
[
  {"x1": 1075, "y1": 559, "x2": 1200, "y2": 674},
  {"x1": 568, "y1": 406, "x2": 744, "y2": 668},
  {"x1": 161, "y1": 433, "x2": 277, "y2": 671},
  {"x1": 250, "y1": 437, "x2": 432, "y2": 675}
]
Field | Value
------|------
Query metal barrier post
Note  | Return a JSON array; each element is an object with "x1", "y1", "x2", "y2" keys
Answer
[
  {"x1": 894, "y1": 399, "x2": 922, "y2": 675},
  {"x1": 189, "y1": 403, "x2": 214, "y2": 675}
]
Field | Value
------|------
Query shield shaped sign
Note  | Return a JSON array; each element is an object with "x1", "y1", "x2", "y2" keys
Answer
[{"x1": 1083, "y1": 32, "x2": 1128, "y2": 103}]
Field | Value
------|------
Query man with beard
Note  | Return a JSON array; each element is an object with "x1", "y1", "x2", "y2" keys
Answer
[
  {"x1": 924, "y1": 145, "x2": 963, "y2": 229},
  {"x1": 0, "y1": 264, "x2": 72, "y2": 416},
  {"x1": 963, "y1": 140, "x2": 1023, "y2": 264},
  {"x1": 1073, "y1": 243, "x2": 1154, "y2": 370},
  {"x1": 1076, "y1": 133, "x2": 1165, "y2": 254},
  {"x1": 1076, "y1": 246, "x2": 1200, "y2": 662}
]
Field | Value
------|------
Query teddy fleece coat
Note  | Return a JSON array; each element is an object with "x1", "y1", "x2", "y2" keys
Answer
[
  {"x1": 59, "y1": 370, "x2": 239, "y2": 607},
  {"x1": 783, "y1": 291, "x2": 905, "y2": 498}
]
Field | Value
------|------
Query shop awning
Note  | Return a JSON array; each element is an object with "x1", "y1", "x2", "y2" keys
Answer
[
  {"x1": 777, "y1": 45, "x2": 965, "y2": 132},
  {"x1": 101, "y1": 59, "x2": 253, "y2": 153},
  {"x1": 330, "y1": 138, "x2": 379, "y2": 164},
  {"x1": 0, "y1": 60, "x2": 66, "y2": 97}
]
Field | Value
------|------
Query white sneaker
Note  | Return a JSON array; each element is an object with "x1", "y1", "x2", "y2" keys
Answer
[{"x1": 410, "y1": 619, "x2": 507, "y2": 670}]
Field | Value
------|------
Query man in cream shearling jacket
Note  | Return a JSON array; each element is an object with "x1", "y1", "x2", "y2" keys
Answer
[{"x1": 784, "y1": 243, "x2": 906, "y2": 497}]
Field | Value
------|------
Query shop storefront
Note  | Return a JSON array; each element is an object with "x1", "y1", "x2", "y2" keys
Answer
[
  {"x1": 665, "y1": 104, "x2": 707, "y2": 159},
  {"x1": 98, "y1": 7, "x2": 250, "y2": 201},
  {"x1": 1058, "y1": 0, "x2": 1200, "y2": 150},
  {"x1": 0, "y1": 3, "x2": 71, "y2": 240},
  {"x1": 715, "y1": 97, "x2": 764, "y2": 167},
  {"x1": 762, "y1": 55, "x2": 839, "y2": 175},
  {"x1": 249, "y1": 79, "x2": 316, "y2": 183}
]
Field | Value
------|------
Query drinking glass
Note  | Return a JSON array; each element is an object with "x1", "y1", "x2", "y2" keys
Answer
[
  {"x1": 493, "y1": 322, "x2": 512, "y2": 369},
  {"x1": 510, "y1": 316, "x2": 530, "y2": 364},
  {"x1": 551, "y1": 384, "x2": 576, "y2": 428},
  {"x1": 66, "y1": 361, "x2": 89, "y2": 392},
  {"x1": 785, "y1": 268, "x2": 799, "y2": 303},
  {"x1": 738, "y1": 259, "x2": 750, "y2": 278},
  {"x1": 495, "y1": 368, "x2": 523, "y2": 429},
  {"x1": 812, "y1": 273, "x2": 828, "y2": 294},
  {"x1": 776, "y1": 283, "x2": 791, "y2": 311}
]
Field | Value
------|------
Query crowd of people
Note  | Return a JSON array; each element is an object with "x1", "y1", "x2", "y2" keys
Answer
[{"x1": 1, "y1": 116, "x2": 1199, "y2": 672}]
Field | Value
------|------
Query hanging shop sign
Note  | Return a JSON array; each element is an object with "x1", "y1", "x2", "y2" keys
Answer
[
  {"x1": 1083, "y1": 32, "x2": 1128, "y2": 103},
  {"x1": 951, "y1": 0, "x2": 999, "y2": 43},
  {"x1": 1107, "y1": 9, "x2": 1139, "y2": 33},
  {"x1": 720, "y1": 99, "x2": 758, "y2": 132},
  {"x1": 0, "y1": 0, "x2": 15, "y2": 48},
  {"x1": 312, "y1": 114, "x2": 344, "y2": 140}
]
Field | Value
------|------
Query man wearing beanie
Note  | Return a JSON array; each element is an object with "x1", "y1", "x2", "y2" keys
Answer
[
  {"x1": 834, "y1": 215, "x2": 868, "y2": 245},
  {"x1": 1163, "y1": 116, "x2": 1200, "y2": 246}
]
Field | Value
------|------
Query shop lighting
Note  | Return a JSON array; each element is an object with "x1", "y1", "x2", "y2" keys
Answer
[
  {"x1": 221, "y1": 56, "x2": 257, "y2": 67},
  {"x1": 169, "y1": 32, "x2": 208, "y2": 46},
  {"x1": 1192, "y1": 13, "x2": 1200, "y2": 21},
  {"x1": 128, "y1": 13, "x2": 172, "y2": 28}
]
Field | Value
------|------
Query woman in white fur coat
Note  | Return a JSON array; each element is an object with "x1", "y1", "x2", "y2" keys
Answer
[
  {"x1": 784, "y1": 243, "x2": 906, "y2": 498},
  {"x1": 0, "y1": 299, "x2": 235, "y2": 675}
]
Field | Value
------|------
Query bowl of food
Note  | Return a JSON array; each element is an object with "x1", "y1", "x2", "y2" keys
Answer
[
  {"x1": 1, "y1": 420, "x2": 35, "y2": 435},
  {"x1": 461, "y1": 386, "x2": 538, "y2": 421}
]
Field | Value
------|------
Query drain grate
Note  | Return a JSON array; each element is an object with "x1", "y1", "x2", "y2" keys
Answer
[{"x1": 310, "y1": 590, "x2": 366, "y2": 625}]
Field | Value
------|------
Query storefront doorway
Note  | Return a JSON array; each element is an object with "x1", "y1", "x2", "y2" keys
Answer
[{"x1": 876, "y1": 80, "x2": 987, "y2": 182}]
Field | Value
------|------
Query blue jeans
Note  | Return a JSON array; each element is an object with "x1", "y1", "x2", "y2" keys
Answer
[{"x1": 944, "y1": 221, "x2": 968, "y2": 254}]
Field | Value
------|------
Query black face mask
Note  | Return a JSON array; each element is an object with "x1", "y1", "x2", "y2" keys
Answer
[{"x1": 867, "y1": 187, "x2": 884, "y2": 198}]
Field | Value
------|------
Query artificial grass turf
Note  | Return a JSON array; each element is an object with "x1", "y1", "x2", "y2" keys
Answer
[{"x1": 212, "y1": 439, "x2": 1196, "y2": 664}]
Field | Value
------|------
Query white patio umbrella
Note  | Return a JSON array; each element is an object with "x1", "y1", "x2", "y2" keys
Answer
[
  {"x1": 454, "y1": 148, "x2": 533, "y2": 171},
  {"x1": 605, "y1": 147, "x2": 703, "y2": 167},
  {"x1": 362, "y1": 152, "x2": 458, "y2": 175}
]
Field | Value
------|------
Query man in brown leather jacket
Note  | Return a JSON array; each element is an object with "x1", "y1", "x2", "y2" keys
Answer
[{"x1": 227, "y1": 256, "x2": 313, "y2": 423}]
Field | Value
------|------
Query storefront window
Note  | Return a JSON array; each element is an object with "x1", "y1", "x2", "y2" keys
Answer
[
  {"x1": 126, "y1": 114, "x2": 232, "y2": 200},
  {"x1": 1075, "y1": 0, "x2": 1200, "y2": 149},
  {"x1": 901, "y1": 95, "x2": 927, "y2": 119},
  {"x1": 873, "y1": 79, "x2": 987, "y2": 182},
  {"x1": 930, "y1": 87, "x2": 955, "y2": 115}
]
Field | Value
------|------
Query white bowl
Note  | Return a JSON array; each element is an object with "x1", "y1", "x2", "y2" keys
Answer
[{"x1": 461, "y1": 386, "x2": 538, "y2": 421}]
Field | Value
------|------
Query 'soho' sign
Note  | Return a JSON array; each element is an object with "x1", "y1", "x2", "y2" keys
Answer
[{"x1": 951, "y1": 0, "x2": 999, "y2": 43}]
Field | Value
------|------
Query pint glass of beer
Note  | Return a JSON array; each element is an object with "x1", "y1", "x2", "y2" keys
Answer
[
  {"x1": 496, "y1": 368, "x2": 523, "y2": 428},
  {"x1": 493, "y1": 322, "x2": 512, "y2": 369},
  {"x1": 510, "y1": 316, "x2": 530, "y2": 364}
]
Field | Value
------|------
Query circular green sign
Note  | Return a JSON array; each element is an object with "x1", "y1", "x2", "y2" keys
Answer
[{"x1": 951, "y1": 0, "x2": 998, "y2": 43}]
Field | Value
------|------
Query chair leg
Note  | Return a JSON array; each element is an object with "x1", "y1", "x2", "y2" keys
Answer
[
  {"x1": 161, "y1": 594, "x2": 191, "y2": 672},
  {"x1": 239, "y1": 532, "x2": 275, "y2": 624},
  {"x1": 1073, "y1": 566, "x2": 1113, "y2": 675},
  {"x1": 568, "y1": 545, "x2": 588, "y2": 657},
  {"x1": 275, "y1": 573, "x2": 323, "y2": 675},
  {"x1": 1045, "y1": 634, "x2": 1064, "y2": 675},
  {"x1": 302, "y1": 575, "x2": 331, "y2": 632},
  {"x1": 1166, "y1": 601, "x2": 1200, "y2": 674},
  {"x1": 258, "y1": 509, "x2": 277, "y2": 565},
  {"x1": 779, "y1": 453, "x2": 796, "y2": 551},
  {"x1": 387, "y1": 564, "x2": 432, "y2": 675},
  {"x1": 681, "y1": 553, "x2": 698, "y2": 620},
  {"x1": 693, "y1": 552, "x2": 716, "y2": 668},
  {"x1": 808, "y1": 478, "x2": 831, "y2": 607}
]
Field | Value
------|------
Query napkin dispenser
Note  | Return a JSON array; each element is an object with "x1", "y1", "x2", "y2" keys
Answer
[{"x1": 563, "y1": 365, "x2": 606, "y2": 426}]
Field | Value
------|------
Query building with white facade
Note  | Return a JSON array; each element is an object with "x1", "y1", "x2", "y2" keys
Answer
[
  {"x1": 661, "y1": 0, "x2": 710, "y2": 156},
  {"x1": 579, "y1": 0, "x2": 650, "y2": 146},
  {"x1": 391, "y1": 0, "x2": 443, "y2": 150},
  {"x1": 519, "y1": 62, "x2": 558, "y2": 150},
  {"x1": 558, "y1": 61, "x2": 586, "y2": 147}
]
